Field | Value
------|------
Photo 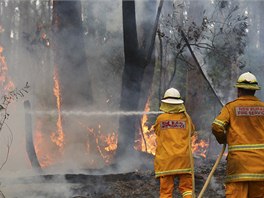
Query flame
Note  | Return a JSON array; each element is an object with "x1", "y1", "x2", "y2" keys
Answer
[
  {"x1": 191, "y1": 133, "x2": 209, "y2": 158},
  {"x1": 51, "y1": 67, "x2": 64, "y2": 150},
  {"x1": 136, "y1": 98, "x2": 157, "y2": 155},
  {"x1": 0, "y1": 42, "x2": 67, "y2": 168},
  {"x1": 137, "y1": 99, "x2": 209, "y2": 158},
  {"x1": 32, "y1": 71, "x2": 209, "y2": 169},
  {"x1": 0, "y1": 46, "x2": 15, "y2": 92},
  {"x1": 81, "y1": 123, "x2": 118, "y2": 165},
  {"x1": 33, "y1": 68, "x2": 65, "y2": 167},
  {"x1": 34, "y1": 121, "x2": 54, "y2": 168},
  {"x1": 104, "y1": 132, "x2": 117, "y2": 152}
]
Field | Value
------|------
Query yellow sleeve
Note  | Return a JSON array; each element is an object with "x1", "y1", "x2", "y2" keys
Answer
[{"x1": 212, "y1": 106, "x2": 230, "y2": 144}]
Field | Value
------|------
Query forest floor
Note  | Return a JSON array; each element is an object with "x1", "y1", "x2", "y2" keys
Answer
[{"x1": 0, "y1": 156, "x2": 226, "y2": 198}]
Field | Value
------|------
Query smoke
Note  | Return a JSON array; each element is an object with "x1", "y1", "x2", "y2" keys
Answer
[
  {"x1": 0, "y1": 0, "x2": 263, "y2": 197},
  {"x1": 0, "y1": 1, "x2": 154, "y2": 197},
  {"x1": 0, "y1": 1, "x2": 118, "y2": 197},
  {"x1": 1, "y1": 177, "x2": 73, "y2": 198}
]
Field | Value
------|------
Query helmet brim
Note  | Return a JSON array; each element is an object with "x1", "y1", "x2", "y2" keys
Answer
[
  {"x1": 161, "y1": 98, "x2": 184, "y2": 104},
  {"x1": 234, "y1": 83, "x2": 261, "y2": 90}
]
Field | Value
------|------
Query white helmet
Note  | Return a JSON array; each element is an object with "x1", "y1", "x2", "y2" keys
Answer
[
  {"x1": 161, "y1": 88, "x2": 184, "y2": 104},
  {"x1": 234, "y1": 72, "x2": 261, "y2": 90}
]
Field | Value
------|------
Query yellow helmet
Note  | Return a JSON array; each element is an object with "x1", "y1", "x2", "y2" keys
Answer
[
  {"x1": 161, "y1": 88, "x2": 184, "y2": 104},
  {"x1": 234, "y1": 72, "x2": 261, "y2": 90}
]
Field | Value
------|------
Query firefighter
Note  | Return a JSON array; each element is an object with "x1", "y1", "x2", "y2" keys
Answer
[
  {"x1": 154, "y1": 88, "x2": 195, "y2": 198},
  {"x1": 212, "y1": 72, "x2": 264, "y2": 198}
]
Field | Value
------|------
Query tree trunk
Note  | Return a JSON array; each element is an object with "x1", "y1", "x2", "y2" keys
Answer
[
  {"x1": 116, "y1": 0, "x2": 144, "y2": 157},
  {"x1": 139, "y1": 0, "x2": 161, "y2": 109},
  {"x1": 52, "y1": 1, "x2": 96, "y2": 166},
  {"x1": 52, "y1": 1, "x2": 92, "y2": 110},
  {"x1": 117, "y1": 0, "x2": 164, "y2": 159}
]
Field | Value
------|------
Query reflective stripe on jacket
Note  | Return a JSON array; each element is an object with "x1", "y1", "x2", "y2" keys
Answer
[
  {"x1": 212, "y1": 95, "x2": 264, "y2": 183},
  {"x1": 154, "y1": 112, "x2": 195, "y2": 178}
]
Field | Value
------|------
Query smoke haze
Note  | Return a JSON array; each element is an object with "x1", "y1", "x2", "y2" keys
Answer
[{"x1": 0, "y1": 0, "x2": 263, "y2": 197}]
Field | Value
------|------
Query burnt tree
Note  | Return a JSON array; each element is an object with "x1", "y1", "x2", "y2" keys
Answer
[
  {"x1": 52, "y1": 1, "x2": 95, "y2": 164},
  {"x1": 139, "y1": 0, "x2": 161, "y2": 109},
  {"x1": 52, "y1": 1, "x2": 92, "y2": 109},
  {"x1": 117, "y1": 0, "x2": 163, "y2": 159},
  {"x1": 117, "y1": 0, "x2": 143, "y2": 158}
]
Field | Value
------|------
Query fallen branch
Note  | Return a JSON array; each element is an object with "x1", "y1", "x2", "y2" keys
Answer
[{"x1": 0, "y1": 83, "x2": 30, "y2": 170}]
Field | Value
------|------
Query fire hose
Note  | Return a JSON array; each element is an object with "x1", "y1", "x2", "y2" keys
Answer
[
  {"x1": 185, "y1": 111, "x2": 196, "y2": 198},
  {"x1": 186, "y1": 110, "x2": 226, "y2": 198},
  {"x1": 180, "y1": 30, "x2": 227, "y2": 197},
  {"x1": 195, "y1": 102, "x2": 226, "y2": 197},
  {"x1": 197, "y1": 144, "x2": 226, "y2": 198}
]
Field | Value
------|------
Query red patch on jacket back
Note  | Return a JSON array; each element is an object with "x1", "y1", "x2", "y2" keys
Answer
[
  {"x1": 160, "y1": 120, "x2": 186, "y2": 129},
  {"x1": 236, "y1": 106, "x2": 264, "y2": 116}
]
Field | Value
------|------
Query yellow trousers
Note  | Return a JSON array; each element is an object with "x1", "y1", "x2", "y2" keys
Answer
[
  {"x1": 159, "y1": 174, "x2": 192, "y2": 198},
  {"x1": 226, "y1": 181, "x2": 264, "y2": 198}
]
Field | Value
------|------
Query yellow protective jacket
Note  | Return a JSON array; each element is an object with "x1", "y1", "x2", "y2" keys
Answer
[
  {"x1": 154, "y1": 109, "x2": 195, "y2": 178},
  {"x1": 212, "y1": 95, "x2": 264, "y2": 183}
]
